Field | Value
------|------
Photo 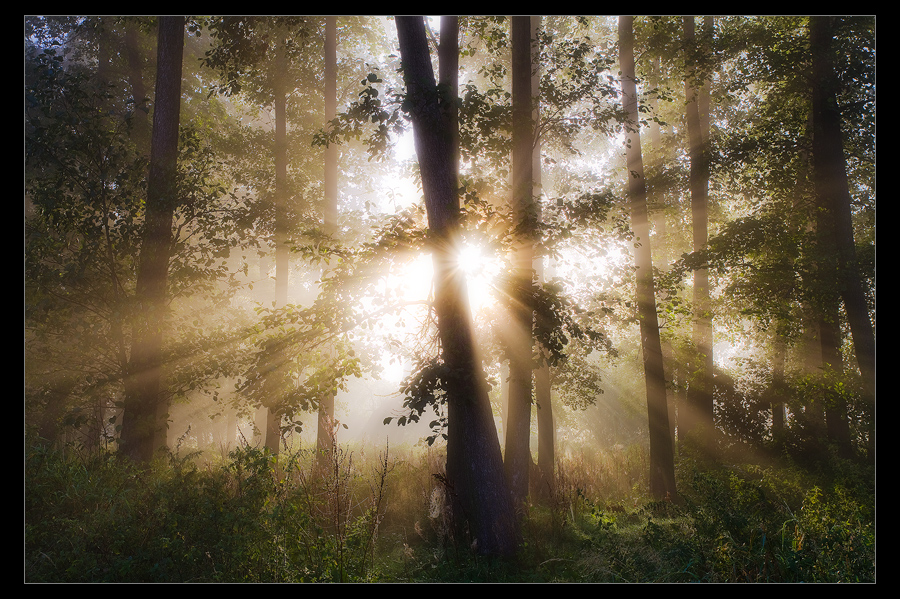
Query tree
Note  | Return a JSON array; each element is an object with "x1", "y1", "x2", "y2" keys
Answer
[
  {"x1": 618, "y1": 16, "x2": 676, "y2": 500},
  {"x1": 681, "y1": 16, "x2": 715, "y2": 453},
  {"x1": 394, "y1": 15, "x2": 520, "y2": 557},
  {"x1": 316, "y1": 15, "x2": 339, "y2": 468},
  {"x1": 122, "y1": 18, "x2": 152, "y2": 154},
  {"x1": 808, "y1": 16, "x2": 875, "y2": 459},
  {"x1": 504, "y1": 15, "x2": 537, "y2": 510},
  {"x1": 203, "y1": 16, "x2": 321, "y2": 454},
  {"x1": 530, "y1": 15, "x2": 556, "y2": 500},
  {"x1": 120, "y1": 16, "x2": 185, "y2": 463}
]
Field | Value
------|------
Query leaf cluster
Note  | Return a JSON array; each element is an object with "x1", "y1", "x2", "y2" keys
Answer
[
  {"x1": 202, "y1": 16, "x2": 318, "y2": 100},
  {"x1": 312, "y1": 72, "x2": 406, "y2": 162}
]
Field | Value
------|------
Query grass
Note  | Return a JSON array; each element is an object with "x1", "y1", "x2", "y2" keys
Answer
[{"x1": 24, "y1": 437, "x2": 875, "y2": 583}]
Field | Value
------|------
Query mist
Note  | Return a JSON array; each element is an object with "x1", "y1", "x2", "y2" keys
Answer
[{"x1": 25, "y1": 15, "x2": 875, "y2": 582}]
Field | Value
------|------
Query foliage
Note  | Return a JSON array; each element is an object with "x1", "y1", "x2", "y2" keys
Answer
[
  {"x1": 25, "y1": 14, "x2": 875, "y2": 578},
  {"x1": 26, "y1": 441, "x2": 874, "y2": 582},
  {"x1": 201, "y1": 16, "x2": 318, "y2": 101},
  {"x1": 313, "y1": 71, "x2": 407, "y2": 162},
  {"x1": 234, "y1": 299, "x2": 363, "y2": 438},
  {"x1": 25, "y1": 440, "x2": 390, "y2": 582}
]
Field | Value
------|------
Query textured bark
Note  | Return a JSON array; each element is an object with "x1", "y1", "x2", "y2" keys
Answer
[
  {"x1": 395, "y1": 16, "x2": 519, "y2": 557},
  {"x1": 120, "y1": 16, "x2": 184, "y2": 463},
  {"x1": 619, "y1": 16, "x2": 676, "y2": 500}
]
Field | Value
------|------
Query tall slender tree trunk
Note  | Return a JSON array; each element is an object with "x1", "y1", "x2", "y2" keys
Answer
[
  {"x1": 504, "y1": 15, "x2": 536, "y2": 510},
  {"x1": 769, "y1": 335, "x2": 787, "y2": 445},
  {"x1": 800, "y1": 319, "x2": 828, "y2": 443},
  {"x1": 264, "y1": 38, "x2": 290, "y2": 455},
  {"x1": 619, "y1": 16, "x2": 676, "y2": 500},
  {"x1": 682, "y1": 16, "x2": 715, "y2": 454},
  {"x1": 819, "y1": 303, "x2": 851, "y2": 455},
  {"x1": 531, "y1": 16, "x2": 555, "y2": 501},
  {"x1": 646, "y1": 57, "x2": 678, "y2": 454},
  {"x1": 124, "y1": 20, "x2": 151, "y2": 154},
  {"x1": 809, "y1": 16, "x2": 875, "y2": 459},
  {"x1": 316, "y1": 16, "x2": 338, "y2": 468},
  {"x1": 395, "y1": 15, "x2": 519, "y2": 557},
  {"x1": 86, "y1": 20, "x2": 115, "y2": 455},
  {"x1": 110, "y1": 21, "x2": 148, "y2": 453},
  {"x1": 120, "y1": 16, "x2": 184, "y2": 463}
]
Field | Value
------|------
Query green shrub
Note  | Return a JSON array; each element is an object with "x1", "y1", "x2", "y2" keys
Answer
[
  {"x1": 25, "y1": 440, "x2": 874, "y2": 582},
  {"x1": 25, "y1": 442, "x2": 390, "y2": 582}
]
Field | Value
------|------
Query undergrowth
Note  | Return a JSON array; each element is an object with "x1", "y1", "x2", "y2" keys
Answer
[{"x1": 25, "y1": 439, "x2": 875, "y2": 583}]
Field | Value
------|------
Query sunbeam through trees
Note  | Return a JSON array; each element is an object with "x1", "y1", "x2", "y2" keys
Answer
[{"x1": 25, "y1": 15, "x2": 875, "y2": 582}]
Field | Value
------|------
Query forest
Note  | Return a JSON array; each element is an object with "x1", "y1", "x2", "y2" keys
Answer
[{"x1": 24, "y1": 15, "x2": 875, "y2": 583}]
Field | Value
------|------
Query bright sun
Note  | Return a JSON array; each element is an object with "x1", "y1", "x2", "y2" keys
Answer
[
  {"x1": 369, "y1": 242, "x2": 500, "y2": 382},
  {"x1": 457, "y1": 243, "x2": 499, "y2": 313},
  {"x1": 382, "y1": 242, "x2": 500, "y2": 315}
]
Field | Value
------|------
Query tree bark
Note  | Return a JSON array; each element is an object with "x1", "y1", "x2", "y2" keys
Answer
[
  {"x1": 531, "y1": 17, "x2": 555, "y2": 500},
  {"x1": 619, "y1": 16, "x2": 676, "y2": 500},
  {"x1": 504, "y1": 15, "x2": 536, "y2": 510},
  {"x1": 120, "y1": 16, "x2": 184, "y2": 463},
  {"x1": 316, "y1": 16, "x2": 339, "y2": 468},
  {"x1": 264, "y1": 36, "x2": 291, "y2": 455},
  {"x1": 682, "y1": 16, "x2": 715, "y2": 454},
  {"x1": 809, "y1": 16, "x2": 875, "y2": 459},
  {"x1": 395, "y1": 15, "x2": 519, "y2": 557}
]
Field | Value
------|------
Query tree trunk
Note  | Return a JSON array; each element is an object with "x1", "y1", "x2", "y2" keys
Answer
[
  {"x1": 530, "y1": 16, "x2": 555, "y2": 500},
  {"x1": 619, "y1": 16, "x2": 676, "y2": 500},
  {"x1": 504, "y1": 15, "x2": 536, "y2": 510},
  {"x1": 264, "y1": 37, "x2": 291, "y2": 455},
  {"x1": 819, "y1": 305, "x2": 852, "y2": 456},
  {"x1": 395, "y1": 15, "x2": 519, "y2": 557},
  {"x1": 645, "y1": 56, "x2": 678, "y2": 455},
  {"x1": 770, "y1": 335, "x2": 787, "y2": 444},
  {"x1": 120, "y1": 16, "x2": 184, "y2": 463},
  {"x1": 809, "y1": 16, "x2": 875, "y2": 459},
  {"x1": 682, "y1": 16, "x2": 715, "y2": 454},
  {"x1": 124, "y1": 20, "x2": 151, "y2": 155},
  {"x1": 316, "y1": 16, "x2": 339, "y2": 469},
  {"x1": 800, "y1": 319, "x2": 828, "y2": 445}
]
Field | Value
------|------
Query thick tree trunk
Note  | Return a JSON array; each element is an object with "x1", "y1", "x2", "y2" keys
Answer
[
  {"x1": 504, "y1": 15, "x2": 536, "y2": 510},
  {"x1": 619, "y1": 16, "x2": 676, "y2": 500},
  {"x1": 682, "y1": 16, "x2": 715, "y2": 454},
  {"x1": 395, "y1": 15, "x2": 519, "y2": 557},
  {"x1": 809, "y1": 16, "x2": 875, "y2": 459},
  {"x1": 120, "y1": 16, "x2": 184, "y2": 463}
]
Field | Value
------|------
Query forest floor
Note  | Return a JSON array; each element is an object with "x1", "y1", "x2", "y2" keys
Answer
[{"x1": 25, "y1": 438, "x2": 875, "y2": 583}]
